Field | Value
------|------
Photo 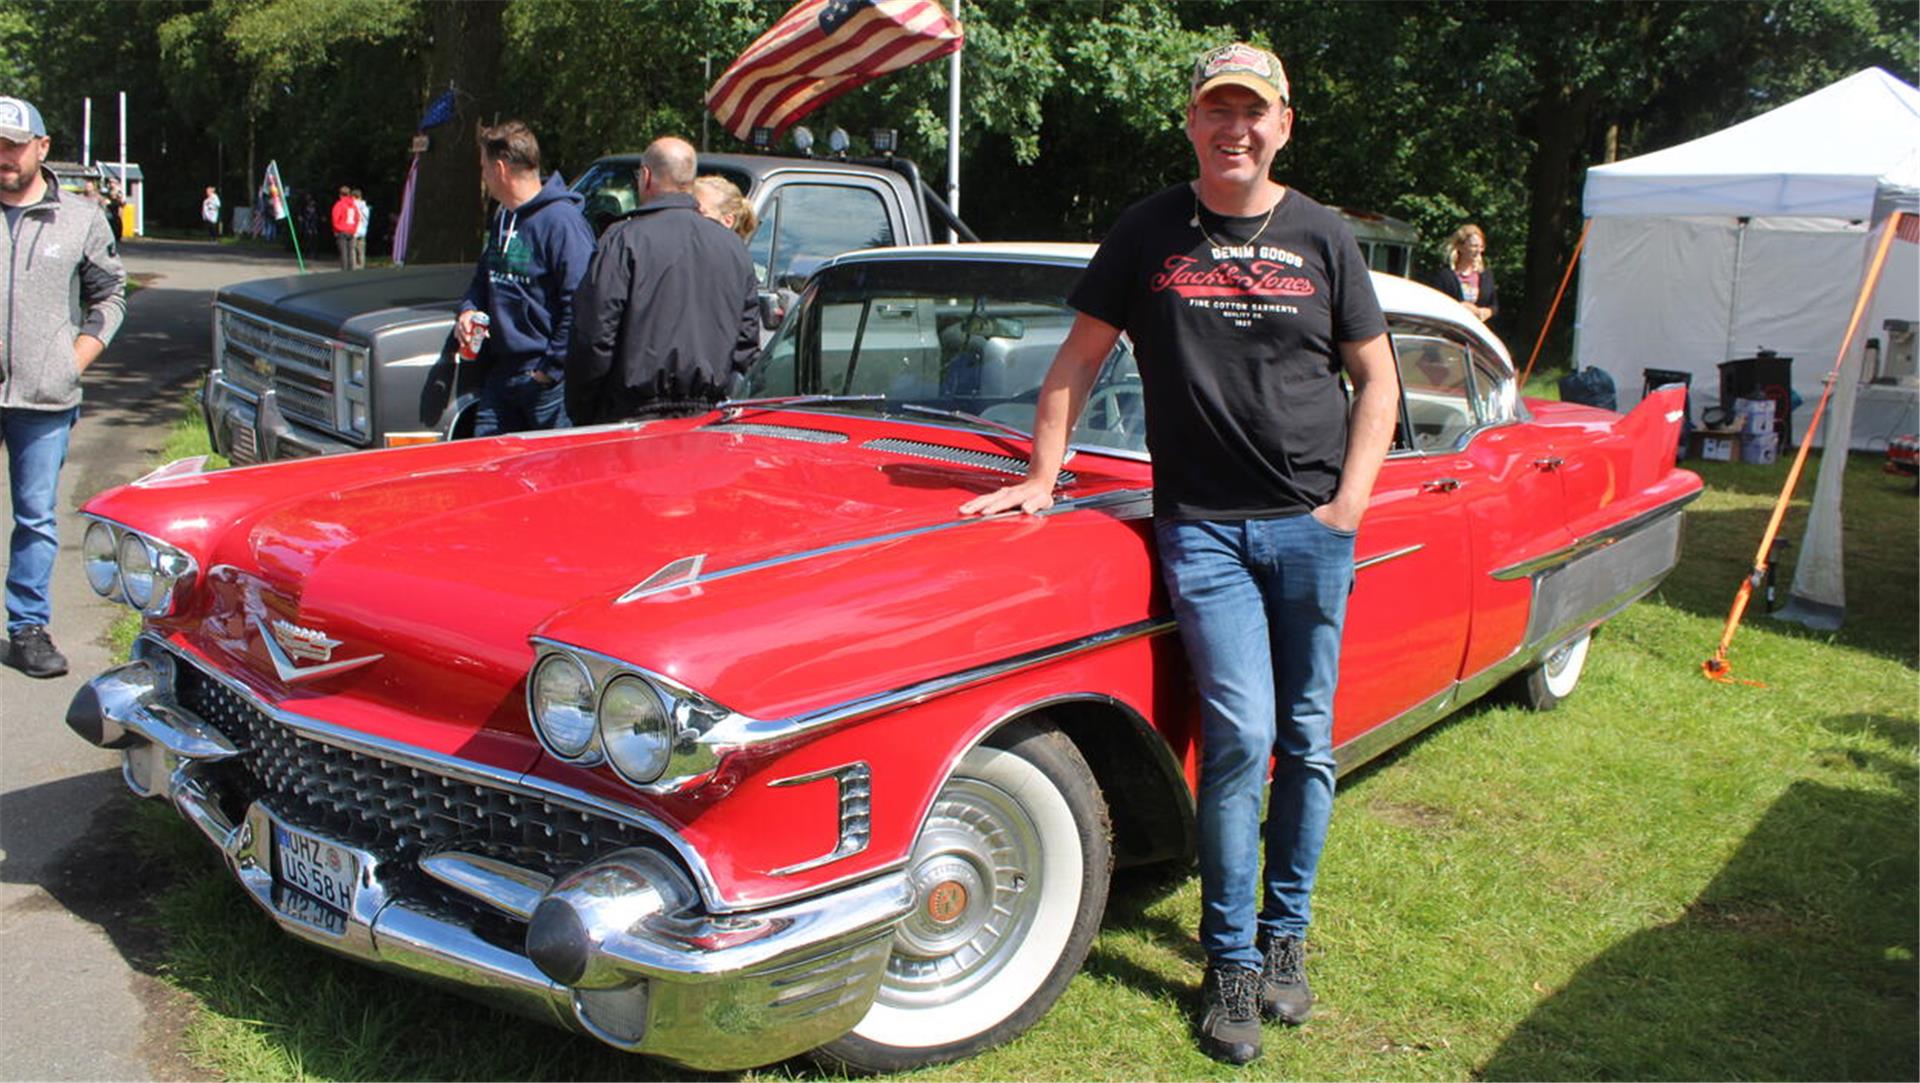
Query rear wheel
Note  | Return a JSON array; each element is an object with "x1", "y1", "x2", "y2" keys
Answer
[
  {"x1": 816, "y1": 720, "x2": 1111, "y2": 1073},
  {"x1": 1513, "y1": 630, "x2": 1591, "y2": 710}
]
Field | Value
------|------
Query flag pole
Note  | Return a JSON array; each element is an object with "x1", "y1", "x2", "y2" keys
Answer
[{"x1": 945, "y1": 0, "x2": 961, "y2": 243}]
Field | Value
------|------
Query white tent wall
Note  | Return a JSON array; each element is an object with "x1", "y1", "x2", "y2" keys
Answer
[{"x1": 1574, "y1": 68, "x2": 1920, "y2": 450}]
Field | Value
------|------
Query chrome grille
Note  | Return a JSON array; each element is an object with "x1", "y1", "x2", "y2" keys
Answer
[
  {"x1": 862, "y1": 436, "x2": 1075, "y2": 485},
  {"x1": 699, "y1": 421, "x2": 849, "y2": 444},
  {"x1": 218, "y1": 308, "x2": 341, "y2": 430},
  {"x1": 175, "y1": 664, "x2": 657, "y2": 878}
]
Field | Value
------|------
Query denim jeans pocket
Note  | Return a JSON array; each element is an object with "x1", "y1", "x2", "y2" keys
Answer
[{"x1": 1304, "y1": 509, "x2": 1358, "y2": 538}]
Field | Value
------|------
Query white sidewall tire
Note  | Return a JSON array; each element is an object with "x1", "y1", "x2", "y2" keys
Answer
[
  {"x1": 820, "y1": 723, "x2": 1110, "y2": 1072},
  {"x1": 1524, "y1": 630, "x2": 1592, "y2": 709}
]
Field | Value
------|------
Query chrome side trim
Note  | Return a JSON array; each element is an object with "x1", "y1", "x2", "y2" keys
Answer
[
  {"x1": 612, "y1": 487, "x2": 1153, "y2": 605},
  {"x1": 135, "y1": 636, "x2": 736, "y2": 912},
  {"x1": 1491, "y1": 491, "x2": 1702, "y2": 581},
  {"x1": 704, "y1": 617, "x2": 1180, "y2": 750},
  {"x1": 1332, "y1": 683, "x2": 1458, "y2": 776},
  {"x1": 1355, "y1": 543, "x2": 1425, "y2": 573}
]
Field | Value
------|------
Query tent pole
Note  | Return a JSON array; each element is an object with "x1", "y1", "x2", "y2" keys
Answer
[
  {"x1": 1703, "y1": 211, "x2": 1903, "y2": 682},
  {"x1": 1722, "y1": 217, "x2": 1749, "y2": 370}
]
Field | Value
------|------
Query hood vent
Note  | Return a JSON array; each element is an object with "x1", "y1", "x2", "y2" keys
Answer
[
  {"x1": 861, "y1": 437, "x2": 1075, "y2": 486},
  {"x1": 699, "y1": 421, "x2": 848, "y2": 444}
]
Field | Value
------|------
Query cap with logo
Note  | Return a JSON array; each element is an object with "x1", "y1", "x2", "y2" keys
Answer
[
  {"x1": 0, "y1": 97, "x2": 47, "y2": 143},
  {"x1": 1190, "y1": 43, "x2": 1289, "y2": 107}
]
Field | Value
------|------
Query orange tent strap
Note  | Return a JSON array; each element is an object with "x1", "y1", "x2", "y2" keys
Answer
[{"x1": 1519, "y1": 219, "x2": 1591, "y2": 390}]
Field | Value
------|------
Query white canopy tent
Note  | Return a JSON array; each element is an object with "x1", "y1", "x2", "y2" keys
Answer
[{"x1": 1575, "y1": 67, "x2": 1920, "y2": 452}]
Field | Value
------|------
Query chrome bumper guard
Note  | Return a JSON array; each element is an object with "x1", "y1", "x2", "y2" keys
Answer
[
  {"x1": 204, "y1": 369, "x2": 356, "y2": 463},
  {"x1": 66, "y1": 653, "x2": 913, "y2": 1071}
]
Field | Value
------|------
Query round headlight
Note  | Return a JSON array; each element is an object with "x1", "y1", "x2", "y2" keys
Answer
[
  {"x1": 117, "y1": 532, "x2": 155, "y2": 609},
  {"x1": 84, "y1": 522, "x2": 121, "y2": 598},
  {"x1": 531, "y1": 653, "x2": 597, "y2": 758},
  {"x1": 599, "y1": 675, "x2": 674, "y2": 784}
]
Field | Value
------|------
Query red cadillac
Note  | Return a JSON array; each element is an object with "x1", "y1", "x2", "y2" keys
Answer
[{"x1": 66, "y1": 243, "x2": 1700, "y2": 1072}]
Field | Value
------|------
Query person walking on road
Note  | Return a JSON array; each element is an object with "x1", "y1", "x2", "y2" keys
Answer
[
  {"x1": 331, "y1": 185, "x2": 362, "y2": 271},
  {"x1": 201, "y1": 185, "x2": 221, "y2": 242},
  {"x1": 959, "y1": 43, "x2": 1398, "y2": 1065},
  {"x1": 458, "y1": 120, "x2": 596, "y2": 436},
  {"x1": 0, "y1": 96, "x2": 127, "y2": 678},
  {"x1": 351, "y1": 187, "x2": 369, "y2": 269},
  {"x1": 567, "y1": 136, "x2": 759, "y2": 424}
]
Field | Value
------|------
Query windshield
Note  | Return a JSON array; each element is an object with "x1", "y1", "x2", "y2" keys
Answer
[
  {"x1": 744, "y1": 259, "x2": 1145, "y2": 455},
  {"x1": 571, "y1": 160, "x2": 754, "y2": 237}
]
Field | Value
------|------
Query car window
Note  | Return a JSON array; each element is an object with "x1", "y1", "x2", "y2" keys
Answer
[
  {"x1": 744, "y1": 259, "x2": 1147, "y2": 456},
  {"x1": 1393, "y1": 333, "x2": 1478, "y2": 451},
  {"x1": 1468, "y1": 351, "x2": 1515, "y2": 424},
  {"x1": 572, "y1": 161, "x2": 754, "y2": 238},
  {"x1": 760, "y1": 184, "x2": 897, "y2": 288}
]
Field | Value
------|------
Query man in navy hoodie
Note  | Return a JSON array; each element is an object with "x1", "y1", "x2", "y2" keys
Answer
[{"x1": 459, "y1": 121, "x2": 596, "y2": 435}]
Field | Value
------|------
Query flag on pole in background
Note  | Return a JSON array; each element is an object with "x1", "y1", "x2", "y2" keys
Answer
[
  {"x1": 259, "y1": 160, "x2": 288, "y2": 220},
  {"x1": 706, "y1": 0, "x2": 963, "y2": 143}
]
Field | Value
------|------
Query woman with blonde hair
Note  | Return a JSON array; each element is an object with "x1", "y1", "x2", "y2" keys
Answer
[
  {"x1": 1429, "y1": 224, "x2": 1496, "y2": 323},
  {"x1": 692, "y1": 174, "x2": 757, "y2": 243}
]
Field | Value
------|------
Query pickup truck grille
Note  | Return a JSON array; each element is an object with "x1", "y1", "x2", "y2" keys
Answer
[
  {"x1": 218, "y1": 309, "x2": 342, "y2": 431},
  {"x1": 175, "y1": 663, "x2": 658, "y2": 879}
]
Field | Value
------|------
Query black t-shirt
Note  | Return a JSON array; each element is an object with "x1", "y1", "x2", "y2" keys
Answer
[{"x1": 1069, "y1": 183, "x2": 1386, "y2": 520}]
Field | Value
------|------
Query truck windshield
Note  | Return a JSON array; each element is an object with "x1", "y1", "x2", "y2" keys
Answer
[
  {"x1": 570, "y1": 160, "x2": 754, "y2": 237},
  {"x1": 744, "y1": 259, "x2": 1145, "y2": 455}
]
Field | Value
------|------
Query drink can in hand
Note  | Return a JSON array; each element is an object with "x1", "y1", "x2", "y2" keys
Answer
[{"x1": 457, "y1": 311, "x2": 490, "y2": 361}]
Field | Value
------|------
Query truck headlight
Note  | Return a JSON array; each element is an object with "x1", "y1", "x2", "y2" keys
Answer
[
  {"x1": 599, "y1": 675, "x2": 673, "y2": 784},
  {"x1": 84, "y1": 520, "x2": 121, "y2": 599},
  {"x1": 531, "y1": 653, "x2": 598, "y2": 759}
]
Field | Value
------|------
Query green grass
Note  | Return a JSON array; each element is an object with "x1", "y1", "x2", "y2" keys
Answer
[{"x1": 115, "y1": 411, "x2": 1916, "y2": 1080}]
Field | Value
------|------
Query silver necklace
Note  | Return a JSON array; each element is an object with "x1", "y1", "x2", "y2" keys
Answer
[{"x1": 1191, "y1": 192, "x2": 1275, "y2": 249}]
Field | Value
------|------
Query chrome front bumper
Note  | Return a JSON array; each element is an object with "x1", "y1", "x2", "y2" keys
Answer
[
  {"x1": 67, "y1": 647, "x2": 912, "y2": 1071},
  {"x1": 203, "y1": 369, "x2": 358, "y2": 463}
]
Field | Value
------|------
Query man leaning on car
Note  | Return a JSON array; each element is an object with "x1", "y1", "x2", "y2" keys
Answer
[{"x1": 960, "y1": 42, "x2": 1399, "y2": 1065}]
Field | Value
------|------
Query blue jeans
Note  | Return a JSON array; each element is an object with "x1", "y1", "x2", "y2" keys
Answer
[
  {"x1": 1155, "y1": 515, "x2": 1354, "y2": 970},
  {"x1": 4, "y1": 407, "x2": 77, "y2": 632},
  {"x1": 472, "y1": 369, "x2": 570, "y2": 436}
]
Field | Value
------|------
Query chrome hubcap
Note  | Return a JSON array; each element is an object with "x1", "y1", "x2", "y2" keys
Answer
[{"x1": 879, "y1": 776, "x2": 1041, "y2": 1007}]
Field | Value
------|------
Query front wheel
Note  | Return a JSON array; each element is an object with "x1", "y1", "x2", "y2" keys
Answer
[{"x1": 816, "y1": 720, "x2": 1112, "y2": 1073}]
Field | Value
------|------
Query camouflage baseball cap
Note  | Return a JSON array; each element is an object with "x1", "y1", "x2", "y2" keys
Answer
[{"x1": 1190, "y1": 43, "x2": 1289, "y2": 106}]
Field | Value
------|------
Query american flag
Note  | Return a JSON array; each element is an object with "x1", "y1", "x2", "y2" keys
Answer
[
  {"x1": 706, "y1": 0, "x2": 963, "y2": 144},
  {"x1": 1895, "y1": 211, "x2": 1919, "y2": 245}
]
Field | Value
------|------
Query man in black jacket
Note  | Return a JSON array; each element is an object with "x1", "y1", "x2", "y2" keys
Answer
[{"x1": 566, "y1": 137, "x2": 759, "y2": 424}]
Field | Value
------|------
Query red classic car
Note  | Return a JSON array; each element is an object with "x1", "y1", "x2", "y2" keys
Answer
[{"x1": 66, "y1": 243, "x2": 1700, "y2": 1072}]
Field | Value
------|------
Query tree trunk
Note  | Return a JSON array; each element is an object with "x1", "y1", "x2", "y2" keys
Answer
[
  {"x1": 1518, "y1": 77, "x2": 1597, "y2": 369},
  {"x1": 408, "y1": 1, "x2": 505, "y2": 265}
]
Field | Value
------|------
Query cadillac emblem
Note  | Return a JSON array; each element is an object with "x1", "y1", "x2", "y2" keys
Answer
[{"x1": 257, "y1": 616, "x2": 381, "y2": 683}]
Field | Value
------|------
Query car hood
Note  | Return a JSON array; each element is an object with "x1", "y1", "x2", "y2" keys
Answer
[
  {"x1": 95, "y1": 419, "x2": 1157, "y2": 763},
  {"x1": 218, "y1": 264, "x2": 471, "y2": 340}
]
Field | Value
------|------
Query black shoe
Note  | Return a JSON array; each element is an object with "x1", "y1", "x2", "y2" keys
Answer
[
  {"x1": 7, "y1": 625, "x2": 68, "y2": 678},
  {"x1": 1197, "y1": 963, "x2": 1263, "y2": 1065},
  {"x1": 1259, "y1": 934, "x2": 1314, "y2": 1024}
]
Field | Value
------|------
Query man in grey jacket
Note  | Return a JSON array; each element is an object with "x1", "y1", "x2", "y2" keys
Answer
[{"x1": 0, "y1": 97, "x2": 127, "y2": 677}]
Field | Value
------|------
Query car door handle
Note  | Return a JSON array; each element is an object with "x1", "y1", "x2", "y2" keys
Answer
[
  {"x1": 1422, "y1": 477, "x2": 1463, "y2": 493},
  {"x1": 1533, "y1": 456, "x2": 1564, "y2": 471}
]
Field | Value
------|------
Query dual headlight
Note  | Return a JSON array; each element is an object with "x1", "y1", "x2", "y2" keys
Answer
[
  {"x1": 528, "y1": 647, "x2": 686, "y2": 787},
  {"x1": 83, "y1": 518, "x2": 196, "y2": 616}
]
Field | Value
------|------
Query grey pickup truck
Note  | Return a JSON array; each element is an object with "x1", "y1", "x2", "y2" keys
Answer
[{"x1": 203, "y1": 152, "x2": 972, "y2": 463}]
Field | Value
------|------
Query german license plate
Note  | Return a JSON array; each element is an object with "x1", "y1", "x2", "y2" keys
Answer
[{"x1": 273, "y1": 823, "x2": 357, "y2": 919}]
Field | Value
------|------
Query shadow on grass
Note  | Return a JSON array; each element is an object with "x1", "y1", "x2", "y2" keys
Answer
[
  {"x1": 1479, "y1": 728, "x2": 1919, "y2": 1081},
  {"x1": 1081, "y1": 863, "x2": 1202, "y2": 996}
]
